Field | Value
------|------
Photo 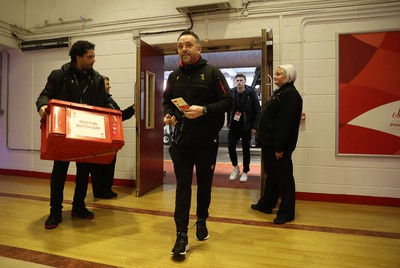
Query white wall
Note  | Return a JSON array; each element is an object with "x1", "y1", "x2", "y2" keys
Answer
[
  {"x1": 0, "y1": 0, "x2": 24, "y2": 48},
  {"x1": 0, "y1": 0, "x2": 399, "y2": 198}
]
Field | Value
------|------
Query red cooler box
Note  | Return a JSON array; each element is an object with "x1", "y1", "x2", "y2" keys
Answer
[{"x1": 40, "y1": 99, "x2": 125, "y2": 164}]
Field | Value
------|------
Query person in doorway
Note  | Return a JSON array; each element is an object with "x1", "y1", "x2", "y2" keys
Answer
[
  {"x1": 227, "y1": 74, "x2": 261, "y2": 182},
  {"x1": 163, "y1": 30, "x2": 233, "y2": 256},
  {"x1": 251, "y1": 64, "x2": 302, "y2": 224},
  {"x1": 36, "y1": 40, "x2": 108, "y2": 229},
  {"x1": 91, "y1": 76, "x2": 135, "y2": 199}
]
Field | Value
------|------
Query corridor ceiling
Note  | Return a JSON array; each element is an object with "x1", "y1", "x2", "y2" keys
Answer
[{"x1": 152, "y1": 36, "x2": 264, "y2": 70}]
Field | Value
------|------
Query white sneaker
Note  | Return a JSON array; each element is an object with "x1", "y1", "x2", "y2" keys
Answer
[
  {"x1": 239, "y1": 172, "x2": 248, "y2": 182},
  {"x1": 229, "y1": 166, "x2": 240, "y2": 180}
]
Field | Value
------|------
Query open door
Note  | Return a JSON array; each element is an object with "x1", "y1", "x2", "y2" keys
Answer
[
  {"x1": 135, "y1": 39, "x2": 164, "y2": 197},
  {"x1": 260, "y1": 28, "x2": 274, "y2": 196}
]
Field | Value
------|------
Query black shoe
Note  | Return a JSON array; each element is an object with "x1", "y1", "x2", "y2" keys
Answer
[
  {"x1": 273, "y1": 217, "x2": 294, "y2": 224},
  {"x1": 44, "y1": 212, "x2": 62, "y2": 229},
  {"x1": 110, "y1": 191, "x2": 118, "y2": 198},
  {"x1": 195, "y1": 218, "x2": 209, "y2": 241},
  {"x1": 171, "y1": 232, "x2": 190, "y2": 255},
  {"x1": 71, "y1": 206, "x2": 94, "y2": 220},
  {"x1": 251, "y1": 204, "x2": 272, "y2": 214}
]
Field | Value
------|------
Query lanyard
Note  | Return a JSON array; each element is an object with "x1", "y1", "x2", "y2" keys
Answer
[
  {"x1": 235, "y1": 91, "x2": 245, "y2": 111},
  {"x1": 74, "y1": 73, "x2": 90, "y2": 103}
]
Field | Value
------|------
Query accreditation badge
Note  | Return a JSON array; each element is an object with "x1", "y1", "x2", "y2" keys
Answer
[{"x1": 233, "y1": 111, "x2": 241, "y2": 121}]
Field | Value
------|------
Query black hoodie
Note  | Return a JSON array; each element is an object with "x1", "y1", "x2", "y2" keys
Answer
[{"x1": 163, "y1": 57, "x2": 233, "y2": 142}]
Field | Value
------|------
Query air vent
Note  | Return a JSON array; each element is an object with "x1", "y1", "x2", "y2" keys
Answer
[
  {"x1": 19, "y1": 37, "x2": 70, "y2": 51},
  {"x1": 176, "y1": 0, "x2": 242, "y2": 13}
]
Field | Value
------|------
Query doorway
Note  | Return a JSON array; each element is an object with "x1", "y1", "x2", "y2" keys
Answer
[
  {"x1": 163, "y1": 49, "x2": 262, "y2": 149},
  {"x1": 140, "y1": 35, "x2": 272, "y2": 193}
]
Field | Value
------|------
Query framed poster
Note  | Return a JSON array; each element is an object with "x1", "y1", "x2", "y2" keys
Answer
[{"x1": 337, "y1": 30, "x2": 400, "y2": 156}]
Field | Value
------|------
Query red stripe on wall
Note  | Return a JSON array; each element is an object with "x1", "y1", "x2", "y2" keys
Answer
[{"x1": 0, "y1": 168, "x2": 398, "y2": 207}]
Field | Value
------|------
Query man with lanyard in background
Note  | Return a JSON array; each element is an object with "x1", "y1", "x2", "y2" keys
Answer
[{"x1": 227, "y1": 74, "x2": 261, "y2": 183}]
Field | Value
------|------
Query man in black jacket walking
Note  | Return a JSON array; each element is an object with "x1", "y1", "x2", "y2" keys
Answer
[
  {"x1": 163, "y1": 30, "x2": 233, "y2": 256},
  {"x1": 227, "y1": 74, "x2": 261, "y2": 182},
  {"x1": 36, "y1": 40, "x2": 108, "y2": 229}
]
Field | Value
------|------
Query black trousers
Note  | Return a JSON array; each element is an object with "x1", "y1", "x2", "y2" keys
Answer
[
  {"x1": 257, "y1": 147, "x2": 296, "y2": 220},
  {"x1": 169, "y1": 138, "x2": 218, "y2": 233},
  {"x1": 228, "y1": 128, "x2": 252, "y2": 173},
  {"x1": 91, "y1": 155, "x2": 117, "y2": 195},
  {"x1": 50, "y1": 160, "x2": 91, "y2": 212}
]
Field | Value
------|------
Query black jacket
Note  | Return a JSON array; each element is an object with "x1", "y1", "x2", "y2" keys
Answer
[
  {"x1": 256, "y1": 82, "x2": 302, "y2": 153},
  {"x1": 107, "y1": 94, "x2": 135, "y2": 121},
  {"x1": 227, "y1": 85, "x2": 261, "y2": 132},
  {"x1": 36, "y1": 62, "x2": 107, "y2": 111},
  {"x1": 163, "y1": 56, "x2": 233, "y2": 142}
]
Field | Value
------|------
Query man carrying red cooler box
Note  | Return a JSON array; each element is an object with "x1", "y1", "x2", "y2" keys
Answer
[
  {"x1": 36, "y1": 40, "x2": 111, "y2": 230},
  {"x1": 40, "y1": 99, "x2": 124, "y2": 164}
]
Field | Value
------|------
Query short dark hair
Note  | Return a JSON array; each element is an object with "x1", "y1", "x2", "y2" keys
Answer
[
  {"x1": 235, "y1": 74, "x2": 246, "y2": 80},
  {"x1": 177, "y1": 30, "x2": 200, "y2": 43},
  {"x1": 69, "y1": 40, "x2": 95, "y2": 63},
  {"x1": 102, "y1": 75, "x2": 109, "y2": 81}
]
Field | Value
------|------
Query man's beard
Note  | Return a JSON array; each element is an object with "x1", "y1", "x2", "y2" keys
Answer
[{"x1": 181, "y1": 55, "x2": 192, "y2": 65}]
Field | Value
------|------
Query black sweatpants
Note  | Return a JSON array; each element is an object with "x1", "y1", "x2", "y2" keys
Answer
[
  {"x1": 50, "y1": 160, "x2": 91, "y2": 212},
  {"x1": 228, "y1": 128, "x2": 252, "y2": 173},
  {"x1": 91, "y1": 155, "x2": 117, "y2": 195},
  {"x1": 257, "y1": 147, "x2": 296, "y2": 220},
  {"x1": 169, "y1": 138, "x2": 219, "y2": 233}
]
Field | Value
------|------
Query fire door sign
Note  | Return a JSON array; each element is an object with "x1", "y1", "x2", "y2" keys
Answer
[{"x1": 67, "y1": 109, "x2": 106, "y2": 139}]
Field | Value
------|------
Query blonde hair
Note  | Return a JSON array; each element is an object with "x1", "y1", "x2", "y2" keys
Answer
[{"x1": 278, "y1": 64, "x2": 297, "y2": 83}]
